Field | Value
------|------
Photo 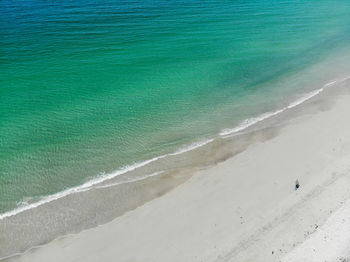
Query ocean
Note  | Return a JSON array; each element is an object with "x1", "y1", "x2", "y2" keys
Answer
[{"x1": 1, "y1": 0, "x2": 350, "y2": 257}]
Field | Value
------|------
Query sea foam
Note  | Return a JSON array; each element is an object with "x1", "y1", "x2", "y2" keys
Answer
[
  {"x1": 0, "y1": 140, "x2": 213, "y2": 220},
  {"x1": 219, "y1": 79, "x2": 339, "y2": 137},
  {"x1": 95, "y1": 171, "x2": 165, "y2": 189}
]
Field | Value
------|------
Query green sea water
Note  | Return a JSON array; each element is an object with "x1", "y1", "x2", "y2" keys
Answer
[{"x1": 2, "y1": 0, "x2": 350, "y2": 216}]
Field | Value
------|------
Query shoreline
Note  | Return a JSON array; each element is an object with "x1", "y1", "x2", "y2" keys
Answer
[
  {"x1": 0, "y1": 75, "x2": 343, "y2": 222},
  {"x1": 3, "y1": 79, "x2": 350, "y2": 261}
]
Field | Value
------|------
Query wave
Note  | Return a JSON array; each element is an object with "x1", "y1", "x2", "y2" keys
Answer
[
  {"x1": 0, "y1": 159, "x2": 163, "y2": 220},
  {"x1": 219, "y1": 109, "x2": 285, "y2": 136},
  {"x1": 0, "y1": 77, "x2": 345, "y2": 220},
  {"x1": 0, "y1": 139, "x2": 213, "y2": 220},
  {"x1": 219, "y1": 78, "x2": 342, "y2": 137},
  {"x1": 95, "y1": 171, "x2": 165, "y2": 189},
  {"x1": 169, "y1": 139, "x2": 214, "y2": 156}
]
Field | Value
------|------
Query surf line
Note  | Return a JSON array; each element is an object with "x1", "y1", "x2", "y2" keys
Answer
[
  {"x1": 219, "y1": 77, "x2": 344, "y2": 137},
  {"x1": 0, "y1": 139, "x2": 214, "y2": 220}
]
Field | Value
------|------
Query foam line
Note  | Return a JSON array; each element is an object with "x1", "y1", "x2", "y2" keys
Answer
[
  {"x1": 95, "y1": 171, "x2": 165, "y2": 189},
  {"x1": 0, "y1": 140, "x2": 212, "y2": 220},
  {"x1": 169, "y1": 139, "x2": 215, "y2": 156},
  {"x1": 219, "y1": 81, "x2": 335, "y2": 137}
]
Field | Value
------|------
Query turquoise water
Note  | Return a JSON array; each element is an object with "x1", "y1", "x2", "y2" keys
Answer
[{"x1": 2, "y1": 0, "x2": 350, "y2": 215}]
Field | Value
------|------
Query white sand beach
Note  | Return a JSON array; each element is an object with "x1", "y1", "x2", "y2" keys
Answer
[{"x1": 5, "y1": 84, "x2": 350, "y2": 262}]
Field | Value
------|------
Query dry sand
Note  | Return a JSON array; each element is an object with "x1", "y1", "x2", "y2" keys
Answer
[{"x1": 5, "y1": 84, "x2": 350, "y2": 262}]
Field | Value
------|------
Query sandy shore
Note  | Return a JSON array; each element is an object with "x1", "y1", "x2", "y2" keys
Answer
[{"x1": 5, "y1": 84, "x2": 350, "y2": 262}]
